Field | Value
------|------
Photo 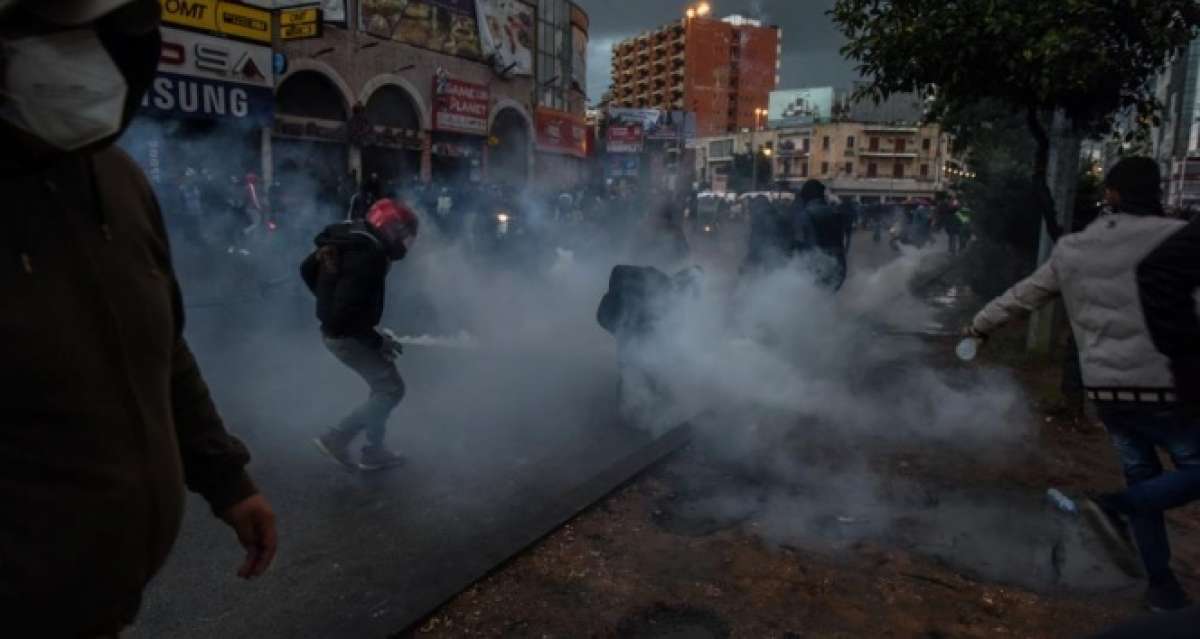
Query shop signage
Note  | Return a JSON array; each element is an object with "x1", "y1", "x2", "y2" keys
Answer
[
  {"x1": 140, "y1": 73, "x2": 274, "y2": 125},
  {"x1": 606, "y1": 122, "x2": 643, "y2": 153},
  {"x1": 608, "y1": 108, "x2": 696, "y2": 142},
  {"x1": 535, "y1": 108, "x2": 587, "y2": 158},
  {"x1": 159, "y1": 27, "x2": 274, "y2": 89},
  {"x1": 433, "y1": 76, "x2": 490, "y2": 136},
  {"x1": 158, "y1": 1, "x2": 273, "y2": 45},
  {"x1": 159, "y1": 0, "x2": 218, "y2": 32},
  {"x1": 280, "y1": 5, "x2": 323, "y2": 40},
  {"x1": 217, "y1": 2, "x2": 272, "y2": 44}
]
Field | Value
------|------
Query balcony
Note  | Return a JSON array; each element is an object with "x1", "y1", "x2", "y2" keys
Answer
[
  {"x1": 863, "y1": 124, "x2": 920, "y2": 134},
  {"x1": 859, "y1": 148, "x2": 919, "y2": 159}
]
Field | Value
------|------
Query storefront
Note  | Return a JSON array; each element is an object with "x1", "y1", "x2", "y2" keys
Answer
[
  {"x1": 534, "y1": 108, "x2": 589, "y2": 188},
  {"x1": 125, "y1": 26, "x2": 274, "y2": 189},
  {"x1": 426, "y1": 75, "x2": 490, "y2": 184},
  {"x1": 272, "y1": 68, "x2": 352, "y2": 190},
  {"x1": 361, "y1": 84, "x2": 425, "y2": 187}
]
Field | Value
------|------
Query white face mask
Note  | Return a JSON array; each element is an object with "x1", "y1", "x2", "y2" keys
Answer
[{"x1": 0, "y1": 29, "x2": 128, "y2": 151}]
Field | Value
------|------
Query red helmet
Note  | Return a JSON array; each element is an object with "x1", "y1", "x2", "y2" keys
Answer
[{"x1": 366, "y1": 198, "x2": 419, "y2": 260}]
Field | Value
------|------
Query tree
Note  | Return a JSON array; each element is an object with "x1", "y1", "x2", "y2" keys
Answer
[
  {"x1": 830, "y1": 0, "x2": 1200, "y2": 240},
  {"x1": 730, "y1": 152, "x2": 773, "y2": 192}
]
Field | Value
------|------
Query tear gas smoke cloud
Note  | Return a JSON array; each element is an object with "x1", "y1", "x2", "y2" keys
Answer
[{"x1": 119, "y1": 116, "x2": 1029, "y2": 567}]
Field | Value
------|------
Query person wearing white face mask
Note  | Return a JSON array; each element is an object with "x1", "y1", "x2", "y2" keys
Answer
[{"x1": 0, "y1": 2, "x2": 277, "y2": 635}]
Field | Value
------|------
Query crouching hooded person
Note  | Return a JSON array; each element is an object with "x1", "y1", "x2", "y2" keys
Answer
[
  {"x1": 302, "y1": 199, "x2": 419, "y2": 471},
  {"x1": 597, "y1": 265, "x2": 702, "y2": 429},
  {"x1": 792, "y1": 179, "x2": 849, "y2": 291},
  {"x1": 966, "y1": 158, "x2": 1200, "y2": 613},
  {"x1": 0, "y1": 1, "x2": 277, "y2": 634}
]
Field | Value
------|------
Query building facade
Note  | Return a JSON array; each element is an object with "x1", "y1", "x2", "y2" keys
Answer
[
  {"x1": 608, "y1": 13, "x2": 780, "y2": 137},
  {"x1": 271, "y1": 0, "x2": 589, "y2": 191},
  {"x1": 695, "y1": 120, "x2": 952, "y2": 202}
]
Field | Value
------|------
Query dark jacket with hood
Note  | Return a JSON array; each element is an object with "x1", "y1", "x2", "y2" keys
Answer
[
  {"x1": 1, "y1": 148, "x2": 258, "y2": 634},
  {"x1": 301, "y1": 221, "x2": 390, "y2": 348},
  {"x1": 1138, "y1": 215, "x2": 1200, "y2": 413}
]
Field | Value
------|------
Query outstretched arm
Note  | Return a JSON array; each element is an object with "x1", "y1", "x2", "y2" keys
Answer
[{"x1": 972, "y1": 258, "x2": 1061, "y2": 336}]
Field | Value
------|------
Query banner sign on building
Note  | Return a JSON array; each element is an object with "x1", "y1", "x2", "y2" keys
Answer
[
  {"x1": 606, "y1": 153, "x2": 639, "y2": 178},
  {"x1": 608, "y1": 108, "x2": 696, "y2": 142},
  {"x1": 360, "y1": 0, "x2": 483, "y2": 59},
  {"x1": 141, "y1": 73, "x2": 274, "y2": 124},
  {"x1": 140, "y1": 27, "x2": 274, "y2": 124},
  {"x1": 274, "y1": 0, "x2": 346, "y2": 22},
  {"x1": 475, "y1": 0, "x2": 535, "y2": 76},
  {"x1": 535, "y1": 108, "x2": 587, "y2": 158},
  {"x1": 157, "y1": 27, "x2": 273, "y2": 88},
  {"x1": 606, "y1": 122, "x2": 643, "y2": 153},
  {"x1": 768, "y1": 87, "x2": 836, "y2": 127},
  {"x1": 433, "y1": 75, "x2": 490, "y2": 135},
  {"x1": 158, "y1": 1, "x2": 272, "y2": 44},
  {"x1": 280, "y1": 5, "x2": 323, "y2": 39}
]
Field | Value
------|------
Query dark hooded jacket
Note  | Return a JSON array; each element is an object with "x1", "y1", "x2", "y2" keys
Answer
[
  {"x1": 1138, "y1": 215, "x2": 1200, "y2": 413},
  {"x1": 301, "y1": 221, "x2": 391, "y2": 348},
  {"x1": 0, "y1": 148, "x2": 258, "y2": 634}
]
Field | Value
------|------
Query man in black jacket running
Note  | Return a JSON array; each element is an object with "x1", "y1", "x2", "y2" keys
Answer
[{"x1": 302, "y1": 199, "x2": 419, "y2": 470}]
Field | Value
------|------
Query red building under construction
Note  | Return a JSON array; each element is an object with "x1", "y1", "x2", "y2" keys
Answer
[{"x1": 609, "y1": 11, "x2": 780, "y2": 137}]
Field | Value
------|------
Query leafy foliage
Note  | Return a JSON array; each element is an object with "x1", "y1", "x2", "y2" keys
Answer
[
  {"x1": 831, "y1": 0, "x2": 1200, "y2": 243},
  {"x1": 830, "y1": 0, "x2": 1200, "y2": 138}
]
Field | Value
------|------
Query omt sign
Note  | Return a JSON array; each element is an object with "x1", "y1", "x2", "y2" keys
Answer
[
  {"x1": 159, "y1": 0, "x2": 217, "y2": 32},
  {"x1": 158, "y1": 0, "x2": 272, "y2": 44}
]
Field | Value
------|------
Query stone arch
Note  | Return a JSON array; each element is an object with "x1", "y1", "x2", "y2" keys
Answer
[
  {"x1": 275, "y1": 60, "x2": 354, "y2": 120},
  {"x1": 489, "y1": 103, "x2": 533, "y2": 186},
  {"x1": 359, "y1": 75, "x2": 429, "y2": 131}
]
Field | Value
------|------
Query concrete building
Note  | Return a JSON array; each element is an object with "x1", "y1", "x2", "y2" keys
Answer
[
  {"x1": 270, "y1": 0, "x2": 590, "y2": 190},
  {"x1": 608, "y1": 12, "x2": 780, "y2": 137},
  {"x1": 1153, "y1": 39, "x2": 1200, "y2": 209},
  {"x1": 695, "y1": 120, "x2": 952, "y2": 202}
]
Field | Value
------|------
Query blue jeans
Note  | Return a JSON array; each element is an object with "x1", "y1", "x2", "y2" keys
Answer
[
  {"x1": 323, "y1": 336, "x2": 405, "y2": 448},
  {"x1": 1100, "y1": 404, "x2": 1200, "y2": 582}
]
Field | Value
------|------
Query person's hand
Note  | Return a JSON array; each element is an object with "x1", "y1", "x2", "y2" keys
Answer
[
  {"x1": 962, "y1": 324, "x2": 988, "y2": 342},
  {"x1": 381, "y1": 329, "x2": 403, "y2": 360},
  {"x1": 220, "y1": 494, "x2": 277, "y2": 579}
]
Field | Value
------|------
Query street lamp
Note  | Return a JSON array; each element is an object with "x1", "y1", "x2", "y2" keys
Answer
[{"x1": 696, "y1": 2, "x2": 711, "y2": 16}]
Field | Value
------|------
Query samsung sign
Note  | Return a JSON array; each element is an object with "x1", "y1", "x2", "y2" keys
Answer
[
  {"x1": 138, "y1": 26, "x2": 273, "y2": 124},
  {"x1": 141, "y1": 73, "x2": 273, "y2": 124}
]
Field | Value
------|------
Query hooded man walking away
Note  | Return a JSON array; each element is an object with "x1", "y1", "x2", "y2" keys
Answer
[
  {"x1": 302, "y1": 199, "x2": 419, "y2": 471},
  {"x1": 792, "y1": 179, "x2": 851, "y2": 291},
  {"x1": 0, "y1": 2, "x2": 277, "y2": 633},
  {"x1": 967, "y1": 157, "x2": 1200, "y2": 613}
]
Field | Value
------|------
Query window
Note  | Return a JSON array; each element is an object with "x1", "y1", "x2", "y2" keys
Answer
[
  {"x1": 922, "y1": 138, "x2": 932, "y2": 151},
  {"x1": 844, "y1": 162, "x2": 853, "y2": 175},
  {"x1": 822, "y1": 136, "x2": 830, "y2": 150},
  {"x1": 802, "y1": 138, "x2": 811, "y2": 153},
  {"x1": 847, "y1": 135, "x2": 856, "y2": 149},
  {"x1": 782, "y1": 159, "x2": 792, "y2": 175},
  {"x1": 867, "y1": 162, "x2": 878, "y2": 177},
  {"x1": 537, "y1": 0, "x2": 574, "y2": 111},
  {"x1": 869, "y1": 137, "x2": 879, "y2": 151},
  {"x1": 821, "y1": 162, "x2": 830, "y2": 175},
  {"x1": 893, "y1": 163, "x2": 904, "y2": 178},
  {"x1": 920, "y1": 164, "x2": 929, "y2": 178},
  {"x1": 895, "y1": 138, "x2": 907, "y2": 153},
  {"x1": 800, "y1": 163, "x2": 809, "y2": 177},
  {"x1": 709, "y1": 139, "x2": 734, "y2": 158}
]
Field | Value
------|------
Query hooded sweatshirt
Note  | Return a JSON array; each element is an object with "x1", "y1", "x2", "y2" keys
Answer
[{"x1": 0, "y1": 147, "x2": 258, "y2": 635}]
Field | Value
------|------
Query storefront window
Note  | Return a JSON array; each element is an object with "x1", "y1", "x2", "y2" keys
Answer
[{"x1": 537, "y1": 0, "x2": 572, "y2": 111}]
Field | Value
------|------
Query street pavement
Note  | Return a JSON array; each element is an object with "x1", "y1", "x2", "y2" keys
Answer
[{"x1": 126, "y1": 289, "x2": 687, "y2": 638}]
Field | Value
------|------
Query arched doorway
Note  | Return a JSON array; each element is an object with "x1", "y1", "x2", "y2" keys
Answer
[
  {"x1": 489, "y1": 107, "x2": 530, "y2": 187},
  {"x1": 273, "y1": 70, "x2": 351, "y2": 227},
  {"x1": 362, "y1": 83, "x2": 424, "y2": 193}
]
